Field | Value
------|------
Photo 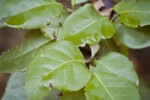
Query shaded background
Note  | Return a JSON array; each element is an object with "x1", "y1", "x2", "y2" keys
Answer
[
  {"x1": 0, "y1": 0, "x2": 150, "y2": 99},
  {"x1": 0, "y1": 27, "x2": 27, "y2": 98}
]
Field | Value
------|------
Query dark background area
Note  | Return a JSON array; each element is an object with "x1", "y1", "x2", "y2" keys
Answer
[
  {"x1": 0, "y1": 0, "x2": 150, "y2": 99},
  {"x1": 0, "y1": 27, "x2": 27, "y2": 98}
]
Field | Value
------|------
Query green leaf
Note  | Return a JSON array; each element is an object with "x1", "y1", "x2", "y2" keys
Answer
[
  {"x1": 139, "y1": 78, "x2": 150, "y2": 100},
  {"x1": 58, "y1": 4, "x2": 115, "y2": 46},
  {"x1": 0, "y1": 30, "x2": 51, "y2": 73},
  {"x1": 5, "y1": 3, "x2": 63, "y2": 29},
  {"x1": 114, "y1": 0, "x2": 150, "y2": 27},
  {"x1": 2, "y1": 72, "x2": 61, "y2": 100},
  {"x1": 93, "y1": 52, "x2": 138, "y2": 84},
  {"x1": 2, "y1": 72, "x2": 28, "y2": 100},
  {"x1": 115, "y1": 24, "x2": 150, "y2": 49},
  {"x1": 85, "y1": 52, "x2": 140, "y2": 100},
  {"x1": 41, "y1": 9, "x2": 69, "y2": 39},
  {"x1": 71, "y1": 0, "x2": 88, "y2": 7},
  {"x1": 25, "y1": 41, "x2": 91, "y2": 100},
  {"x1": 60, "y1": 89, "x2": 86, "y2": 100},
  {"x1": 0, "y1": 0, "x2": 56, "y2": 18},
  {"x1": 41, "y1": 27, "x2": 59, "y2": 39}
]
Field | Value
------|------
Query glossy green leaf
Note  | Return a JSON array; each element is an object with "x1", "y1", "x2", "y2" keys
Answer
[
  {"x1": 5, "y1": 3, "x2": 63, "y2": 29},
  {"x1": 115, "y1": 24, "x2": 150, "y2": 49},
  {"x1": 85, "y1": 52, "x2": 140, "y2": 100},
  {"x1": 71, "y1": 0, "x2": 88, "y2": 7},
  {"x1": 2, "y1": 72, "x2": 28, "y2": 100},
  {"x1": 58, "y1": 4, "x2": 115, "y2": 46},
  {"x1": 60, "y1": 89, "x2": 86, "y2": 100},
  {"x1": 0, "y1": 0, "x2": 56, "y2": 18},
  {"x1": 0, "y1": 30, "x2": 51, "y2": 73},
  {"x1": 114, "y1": 0, "x2": 150, "y2": 27},
  {"x1": 25, "y1": 41, "x2": 91, "y2": 100}
]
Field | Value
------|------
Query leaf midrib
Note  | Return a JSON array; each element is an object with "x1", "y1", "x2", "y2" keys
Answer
[
  {"x1": 34, "y1": 59, "x2": 85, "y2": 97},
  {"x1": 94, "y1": 73, "x2": 115, "y2": 100},
  {"x1": 42, "y1": 59, "x2": 85, "y2": 78},
  {"x1": 96, "y1": 60, "x2": 132, "y2": 83},
  {"x1": 60, "y1": 17, "x2": 107, "y2": 39},
  {"x1": 96, "y1": 61, "x2": 118, "y2": 76}
]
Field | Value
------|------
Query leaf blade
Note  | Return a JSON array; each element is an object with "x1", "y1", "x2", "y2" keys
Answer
[
  {"x1": 114, "y1": 0, "x2": 150, "y2": 27},
  {"x1": 0, "y1": 30, "x2": 51, "y2": 73},
  {"x1": 25, "y1": 41, "x2": 91, "y2": 100},
  {"x1": 5, "y1": 3, "x2": 63, "y2": 29},
  {"x1": 115, "y1": 24, "x2": 150, "y2": 49},
  {"x1": 85, "y1": 52, "x2": 140, "y2": 100},
  {"x1": 2, "y1": 72, "x2": 28, "y2": 100},
  {"x1": 0, "y1": 0, "x2": 56, "y2": 18},
  {"x1": 58, "y1": 4, "x2": 115, "y2": 46}
]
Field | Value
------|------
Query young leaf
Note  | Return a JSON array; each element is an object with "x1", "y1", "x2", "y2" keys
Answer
[
  {"x1": 2, "y1": 72, "x2": 28, "y2": 100},
  {"x1": 25, "y1": 41, "x2": 91, "y2": 100},
  {"x1": 0, "y1": 0, "x2": 56, "y2": 18},
  {"x1": 58, "y1": 4, "x2": 115, "y2": 46},
  {"x1": 5, "y1": 3, "x2": 63, "y2": 29},
  {"x1": 114, "y1": 0, "x2": 150, "y2": 27},
  {"x1": 0, "y1": 30, "x2": 51, "y2": 73},
  {"x1": 85, "y1": 52, "x2": 140, "y2": 100},
  {"x1": 71, "y1": 0, "x2": 88, "y2": 7},
  {"x1": 115, "y1": 24, "x2": 150, "y2": 49},
  {"x1": 60, "y1": 89, "x2": 86, "y2": 100}
]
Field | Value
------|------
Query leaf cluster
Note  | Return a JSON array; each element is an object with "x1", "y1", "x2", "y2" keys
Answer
[{"x1": 0, "y1": 0, "x2": 150, "y2": 100}]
